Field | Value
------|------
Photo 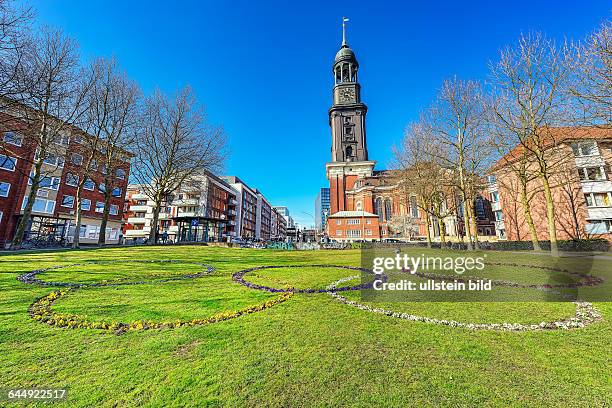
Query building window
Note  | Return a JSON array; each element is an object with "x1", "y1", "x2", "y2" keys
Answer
[
  {"x1": 0, "y1": 182, "x2": 10, "y2": 197},
  {"x1": 347, "y1": 219, "x2": 360, "y2": 225},
  {"x1": 29, "y1": 174, "x2": 60, "y2": 190},
  {"x1": 487, "y1": 175, "x2": 496, "y2": 184},
  {"x1": 356, "y1": 200, "x2": 362, "y2": 211},
  {"x1": 366, "y1": 219, "x2": 372, "y2": 224},
  {"x1": 82, "y1": 199, "x2": 91, "y2": 211},
  {"x1": 61, "y1": 195, "x2": 75, "y2": 208},
  {"x1": 111, "y1": 187, "x2": 122, "y2": 197},
  {"x1": 584, "y1": 192, "x2": 612, "y2": 207},
  {"x1": 345, "y1": 145, "x2": 353, "y2": 159},
  {"x1": 491, "y1": 191, "x2": 499, "y2": 203},
  {"x1": 71, "y1": 153, "x2": 83, "y2": 165},
  {"x1": 3, "y1": 131, "x2": 23, "y2": 146},
  {"x1": 98, "y1": 183, "x2": 106, "y2": 193},
  {"x1": 384, "y1": 199, "x2": 392, "y2": 221},
  {"x1": 43, "y1": 153, "x2": 65, "y2": 168},
  {"x1": 22, "y1": 197, "x2": 55, "y2": 214},
  {"x1": 116, "y1": 168, "x2": 126, "y2": 179},
  {"x1": 66, "y1": 173, "x2": 79, "y2": 187},
  {"x1": 100, "y1": 164, "x2": 107, "y2": 175},
  {"x1": 375, "y1": 197, "x2": 383, "y2": 221},
  {"x1": 365, "y1": 229, "x2": 372, "y2": 236},
  {"x1": 36, "y1": 189, "x2": 49, "y2": 198},
  {"x1": 346, "y1": 230, "x2": 362, "y2": 238},
  {"x1": 0, "y1": 154, "x2": 17, "y2": 171},
  {"x1": 84, "y1": 178, "x2": 95, "y2": 191},
  {"x1": 410, "y1": 196, "x2": 419, "y2": 218},
  {"x1": 73, "y1": 134, "x2": 83, "y2": 144},
  {"x1": 572, "y1": 141, "x2": 598, "y2": 157},
  {"x1": 494, "y1": 210, "x2": 503, "y2": 221},
  {"x1": 336, "y1": 230, "x2": 342, "y2": 236},
  {"x1": 95, "y1": 201, "x2": 105, "y2": 213},
  {"x1": 336, "y1": 219, "x2": 341, "y2": 225},
  {"x1": 109, "y1": 204, "x2": 118, "y2": 215},
  {"x1": 56, "y1": 134, "x2": 70, "y2": 146},
  {"x1": 579, "y1": 167, "x2": 606, "y2": 181}
]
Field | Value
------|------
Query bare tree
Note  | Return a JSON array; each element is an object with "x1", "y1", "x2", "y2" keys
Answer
[
  {"x1": 0, "y1": 0, "x2": 32, "y2": 106},
  {"x1": 571, "y1": 19, "x2": 611, "y2": 126},
  {"x1": 132, "y1": 87, "x2": 226, "y2": 244},
  {"x1": 7, "y1": 28, "x2": 93, "y2": 248},
  {"x1": 422, "y1": 77, "x2": 492, "y2": 250},
  {"x1": 388, "y1": 214, "x2": 419, "y2": 241},
  {"x1": 70, "y1": 58, "x2": 139, "y2": 248},
  {"x1": 395, "y1": 121, "x2": 456, "y2": 247},
  {"x1": 489, "y1": 32, "x2": 575, "y2": 256}
]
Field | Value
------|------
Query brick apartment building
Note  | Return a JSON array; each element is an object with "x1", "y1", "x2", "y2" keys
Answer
[
  {"x1": 488, "y1": 127, "x2": 612, "y2": 241},
  {"x1": 0, "y1": 109, "x2": 130, "y2": 247}
]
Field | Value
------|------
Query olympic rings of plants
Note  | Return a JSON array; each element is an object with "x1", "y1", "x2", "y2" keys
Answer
[
  {"x1": 232, "y1": 264, "x2": 383, "y2": 293},
  {"x1": 20, "y1": 259, "x2": 293, "y2": 334}
]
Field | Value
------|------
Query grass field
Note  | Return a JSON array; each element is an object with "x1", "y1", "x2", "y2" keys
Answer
[{"x1": 1, "y1": 246, "x2": 611, "y2": 407}]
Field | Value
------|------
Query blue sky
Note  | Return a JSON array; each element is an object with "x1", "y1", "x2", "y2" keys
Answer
[{"x1": 26, "y1": 0, "x2": 610, "y2": 227}]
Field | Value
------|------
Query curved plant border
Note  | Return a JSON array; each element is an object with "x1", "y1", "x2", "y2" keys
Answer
[
  {"x1": 30, "y1": 289, "x2": 293, "y2": 334},
  {"x1": 17, "y1": 259, "x2": 215, "y2": 288},
  {"x1": 232, "y1": 264, "x2": 384, "y2": 293},
  {"x1": 327, "y1": 276, "x2": 603, "y2": 331}
]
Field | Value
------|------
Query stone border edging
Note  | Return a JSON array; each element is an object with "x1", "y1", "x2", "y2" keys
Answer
[
  {"x1": 17, "y1": 259, "x2": 215, "y2": 288},
  {"x1": 326, "y1": 276, "x2": 603, "y2": 331},
  {"x1": 232, "y1": 264, "x2": 383, "y2": 293}
]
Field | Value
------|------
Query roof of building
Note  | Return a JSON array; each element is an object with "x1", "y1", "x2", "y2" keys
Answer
[
  {"x1": 490, "y1": 126, "x2": 612, "y2": 172},
  {"x1": 328, "y1": 210, "x2": 378, "y2": 218},
  {"x1": 334, "y1": 45, "x2": 358, "y2": 66}
]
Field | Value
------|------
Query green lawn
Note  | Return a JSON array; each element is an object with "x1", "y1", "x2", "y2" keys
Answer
[{"x1": 1, "y1": 246, "x2": 610, "y2": 407}]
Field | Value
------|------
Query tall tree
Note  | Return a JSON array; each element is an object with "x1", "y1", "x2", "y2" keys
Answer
[
  {"x1": 571, "y1": 19, "x2": 611, "y2": 126},
  {"x1": 422, "y1": 78, "x2": 492, "y2": 250},
  {"x1": 0, "y1": 0, "x2": 31, "y2": 106},
  {"x1": 132, "y1": 87, "x2": 226, "y2": 244},
  {"x1": 71, "y1": 58, "x2": 139, "y2": 248},
  {"x1": 489, "y1": 32, "x2": 574, "y2": 256},
  {"x1": 8, "y1": 28, "x2": 93, "y2": 249}
]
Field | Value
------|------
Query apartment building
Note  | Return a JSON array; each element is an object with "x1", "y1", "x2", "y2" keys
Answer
[
  {"x1": 220, "y1": 176, "x2": 258, "y2": 239},
  {"x1": 255, "y1": 189, "x2": 272, "y2": 240},
  {"x1": 0, "y1": 111, "x2": 130, "y2": 247},
  {"x1": 123, "y1": 172, "x2": 238, "y2": 243},
  {"x1": 489, "y1": 127, "x2": 612, "y2": 241}
]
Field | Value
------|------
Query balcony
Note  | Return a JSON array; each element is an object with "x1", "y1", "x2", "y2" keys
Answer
[
  {"x1": 130, "y1": 193, "x2": 149, "y2": 200},
  {"x1": 172, "y1": 199, "x2": 199, "y2": 207},
  {"x1": 494, "y1": 220, "x2": 505, "y2": 231},
  {"x1": 581, "y1": 180, "x2": 612, "y2": 194},
  {"x1": 158, "y1": 212, "x2": 171, "y2": 220},
  {"x1": 228, "y1": 209, "x2": 237, "y2": 216},
  {"x1": 491, "y1": 201, "x2": 502, "y2": 212},
  {"x1": 587, "y1": 207, "x2": 612, "y2": 220},
  {"x1": 125, "y1": 229, "x2": 148, "y2": 237},
  {"x1": 127, "y1": 217, "x2": 147, "y2": 224},
  {"x1": 227, "y1": 220, "x2": 236, "y2": 226},
  {"x1": 229, "y1": 198, "x2": 238, "y2": 206},
  {"x1": 129, "y1": 205, "x2": 149, "y2": 212}
]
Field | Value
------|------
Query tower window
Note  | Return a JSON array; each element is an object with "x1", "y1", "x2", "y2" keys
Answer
[{"x1": 345, "y1": 146, "x2": 353, "y2": 159}]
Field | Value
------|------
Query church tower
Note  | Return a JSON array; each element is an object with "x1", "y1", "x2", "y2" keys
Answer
[
  {"x1": 326, "y1": 18, "x2": 375, "y2": 215},
  {"x1": 329, "y1": 21, "x2": 368, "y2": 162}
]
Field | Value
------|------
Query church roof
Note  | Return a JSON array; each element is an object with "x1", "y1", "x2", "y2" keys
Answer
[
  {"x1": 335, "y1": 45, "x2": 358, "y2": 65},
  {"x1": 328, "y1": 210, "x2": 378, "y2": 218}
]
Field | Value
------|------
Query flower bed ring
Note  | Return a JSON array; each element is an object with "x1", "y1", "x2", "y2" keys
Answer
[
  {"x1": 17, "y1": 259, "x2": 215, "y2": 288},
  {"x1": 29, "y1": 288, "x2": 293, "y2": 334},
  {"x1": 326, "y1": 277, "x2": 603, "y2": 331},
  {"x1": 232, "y1": 264, "x2": 385, "y2": 293}
]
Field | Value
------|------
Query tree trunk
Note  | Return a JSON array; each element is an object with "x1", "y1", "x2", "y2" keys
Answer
[
  {"x1": 148, "y1": 197, "x2": 161, "y2": 245},
  {"x1": 72, "y1": 183, "x2": 84, "y2": 249},
  {"x1": 540, "y1": 174, "x2": 559, "y2": 256},
  {"x1": 470, "y1": 209, "x2": 480, "y2": 250},
  {"x1": 11, "y1": 161, "x2": 43, "y2": 249},
  {"x1": 462, "y1": 197, "x2": 473, "y2": 250},
  {"x1": 519, "y1": 182, "x2": 541, "y2": 251},
  {"x1": 97, "y1": 190, "x2": 112, "y2": 246},
  {"x1": 421, "y1": 198, "x2": 432, "y2": 248},
  {"x1": 566, "y1": 189, "x2": 581, "y2": 239},
  {"x1": 438, "y1": 217, "x2": 446, "y2": 247}
]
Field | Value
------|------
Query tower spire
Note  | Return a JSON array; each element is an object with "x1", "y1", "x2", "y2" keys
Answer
[{"x1": 342, "y1": 17, "x2": 349, "y2": 47}]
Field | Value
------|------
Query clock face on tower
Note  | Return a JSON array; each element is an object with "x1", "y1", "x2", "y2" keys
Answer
[{"x1": 338, "y1": 87, "x2": 356, "y2": 103}]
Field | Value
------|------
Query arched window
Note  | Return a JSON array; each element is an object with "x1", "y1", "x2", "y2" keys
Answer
[
  {"x1": 384, "y1": 199, "x2": 392, "y2": 221},
  {"x1": 345, "y1": 146, "x2": 353, "y2": 159},
  {"x1": 375, "y1": 198, "x2": 383, "y2": 222}
]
